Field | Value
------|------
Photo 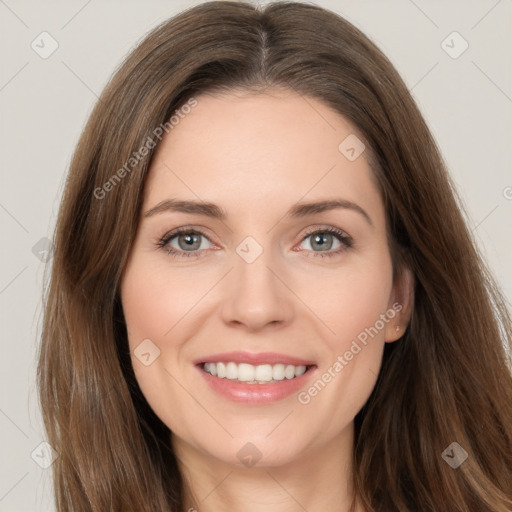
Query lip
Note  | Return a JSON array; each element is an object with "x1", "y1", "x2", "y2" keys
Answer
[
  {"x1": 194, "y1": 352, "x2": 318, "y2": 404},
  {"x1": 193, "y1": 351, "x2": 316, "y2": 366}
]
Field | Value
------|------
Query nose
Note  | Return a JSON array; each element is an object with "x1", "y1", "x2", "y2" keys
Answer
[{"x1": 219, "y1": 247, "x2": 294, "y2": 332}]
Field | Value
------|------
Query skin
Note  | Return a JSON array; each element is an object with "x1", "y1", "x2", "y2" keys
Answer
[{"x1": 120, "y1": 88, "x2": 413, "y2": 512}]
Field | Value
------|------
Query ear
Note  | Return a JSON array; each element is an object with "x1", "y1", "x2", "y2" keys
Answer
[{"x1": 384, "y1": 266, "x2": 414, "y2": 343}]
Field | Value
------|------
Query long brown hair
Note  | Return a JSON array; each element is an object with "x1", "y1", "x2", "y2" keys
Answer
[{"x1": 37, "y1": 1, "x2": 512, "y2": 510}]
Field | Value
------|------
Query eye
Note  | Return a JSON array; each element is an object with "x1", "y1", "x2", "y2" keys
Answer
[
  {"x1": 157, "y1": 226, "x2": 353, "y2": 259},
  {"x1": 297, "y1": 226, "x2": 353, "y2": 258},
  {"x1": 157, "y1": 227, "x2": 214, "y2": 258}
]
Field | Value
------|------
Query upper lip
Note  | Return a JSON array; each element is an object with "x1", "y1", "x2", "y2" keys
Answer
[{"x1": 194, "y1": 351, "x2": 316, "y2": 367}]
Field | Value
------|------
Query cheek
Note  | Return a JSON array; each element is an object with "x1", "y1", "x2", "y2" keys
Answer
[
  {"x1": 120, "y1": 256, "x2": 209, "y2": 347},
  {"x1": 314, "y1": 250, "x2": 394, "y2": 346},
  {"x1": 120, "y1": 259, "x2": 183, "y2": 406},
  {"x1": 302, "y1": 251, "x2": 393, "y2": 415},
  {"x1": 120, "y1": 258, "x2": 203, "y2": 432}
]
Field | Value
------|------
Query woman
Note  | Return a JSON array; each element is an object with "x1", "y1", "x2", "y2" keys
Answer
[{"x1": 37, "y1": 1, "x2": 512, "y2": 510}]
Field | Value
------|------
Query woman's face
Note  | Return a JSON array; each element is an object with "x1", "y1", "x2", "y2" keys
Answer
[{"x1": 120, "y1": 88, "x2": 410, "y2": 469}]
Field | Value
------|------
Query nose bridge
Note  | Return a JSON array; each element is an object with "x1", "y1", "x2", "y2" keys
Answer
[{"x1": 220, "y1": 234, "x2": 293, "y2": 330}]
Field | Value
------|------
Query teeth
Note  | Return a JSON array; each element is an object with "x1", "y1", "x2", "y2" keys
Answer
[
  {"x1": 226, "y1": 362, "x2": 238, "y2": 379},
  {"x1": 255, "y1": 364, "x2": 273, "y2": 381},
  {"x1": 216, "y1": 362, "x2": 226, "y2": 378},
  {"x1": 238, "y1": 363, "x2": 255, "y2": 382},
  {"x1": 202, "y1": 362, "x2": 308, "y2": 383}
]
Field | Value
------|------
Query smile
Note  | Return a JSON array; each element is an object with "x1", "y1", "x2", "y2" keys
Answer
[{"x1": 194, "y1": 352, "x2": 317, "y2": 404}]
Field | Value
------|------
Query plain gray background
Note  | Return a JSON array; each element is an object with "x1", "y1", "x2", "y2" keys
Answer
[{"x1": 1, "y1": 0, "x2": 511, "y2": 510}]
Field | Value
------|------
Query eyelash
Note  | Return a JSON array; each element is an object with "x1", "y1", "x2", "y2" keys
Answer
[{"x1": 156, "y1": 226, "x2": 353, "y2": 260}]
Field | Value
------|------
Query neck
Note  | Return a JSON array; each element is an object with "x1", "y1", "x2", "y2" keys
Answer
[{"x1": 172, "y1": 422, "x2": 363, "y2": 512}]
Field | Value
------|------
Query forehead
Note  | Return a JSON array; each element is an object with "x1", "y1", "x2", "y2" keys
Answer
[{"x1": 144, "y1": 89, "x2": 383, "y2": 225}]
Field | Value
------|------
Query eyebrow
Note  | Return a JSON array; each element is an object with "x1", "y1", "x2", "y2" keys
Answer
[{"x1": 143, "y1": 198, "x2": 373, "y2": 226}]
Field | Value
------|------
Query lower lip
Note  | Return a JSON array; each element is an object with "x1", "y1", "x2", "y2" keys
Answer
[{"x1": 196, "y1": 365, "x2": 317, "y2": 404}]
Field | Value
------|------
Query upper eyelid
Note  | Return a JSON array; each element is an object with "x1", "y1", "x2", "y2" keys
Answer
[{"x1": 160, "y1": 226, "x2": 218, "y2": 245}]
